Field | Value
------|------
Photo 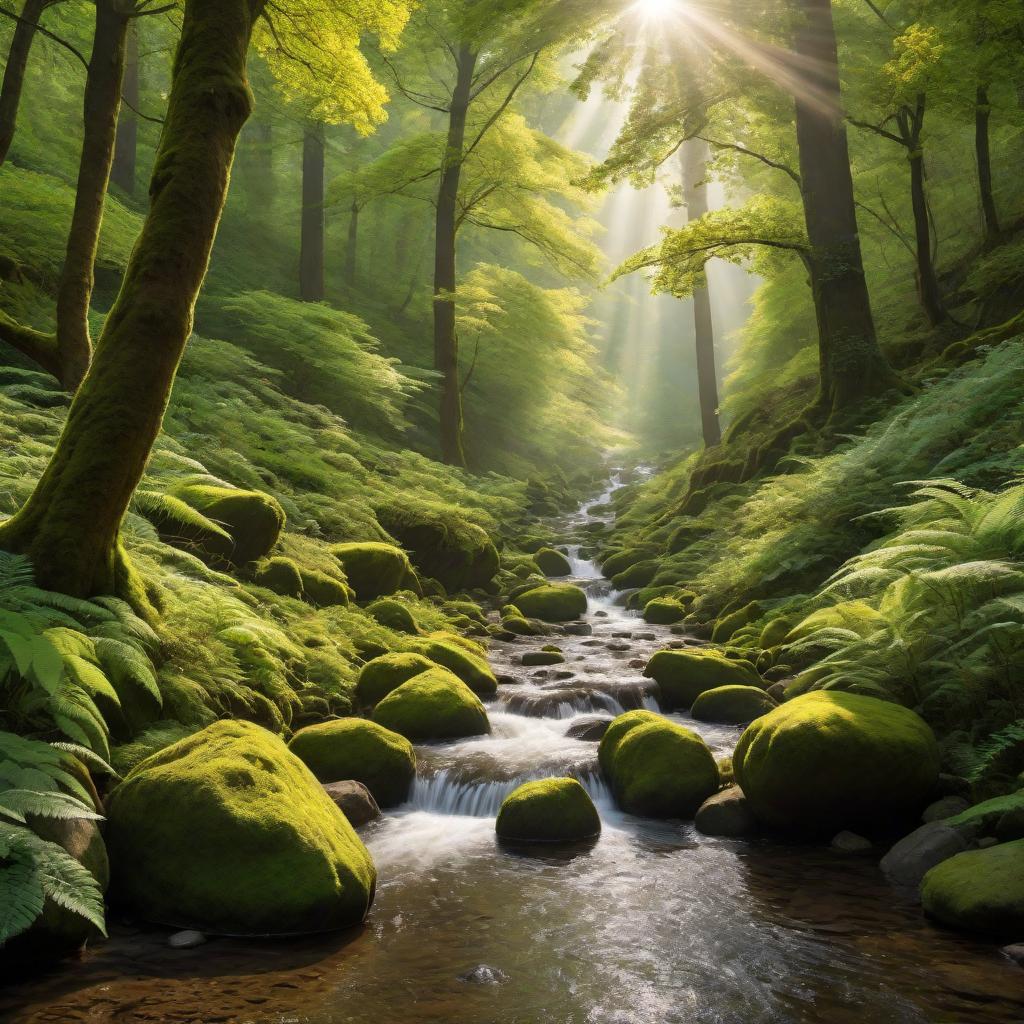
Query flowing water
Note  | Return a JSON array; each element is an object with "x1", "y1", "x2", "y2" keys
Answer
[{"x1": 3, "y1": 471, "x2": 1024, "y2": 1024}]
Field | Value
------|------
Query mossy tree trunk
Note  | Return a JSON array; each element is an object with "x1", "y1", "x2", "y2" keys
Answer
[
  {"x1": 682, "y1": 138, "x2": 721, "y2": 448},
  {"x1": 110, "y1": 16, "x2": 139, "y2": 196},
  {"x1": 433, "y1": 45, "x2": 476, "y2": 469},
  {"x1": 0, "y1": 0, "x2": 265, "y2": 609},
  {"x1": 793, "y1": 0, "x2": 897, "y2": 420},
  {"x1": 0, "y1": 0, "x2": 57, "y2": 166},
  {"x1": 344, "y1": 198, "x2": 359, "y2": 287},
  {"x1": 299, "y1": 119, "x2": 325, "y2": 302},
  {"x1": 975, "y1": 85, "x2": 1000, "y2": 248}
]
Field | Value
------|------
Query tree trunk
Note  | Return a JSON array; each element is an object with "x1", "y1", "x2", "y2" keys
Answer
[
  {"x1": 344, "y1": 198, "x2": 358, "y2": 287},
  {"x1": 54, "y1": 0, "x2": 129, "y2": 391},
  {"x1": 904, "y1": 99, "x2": 945, "y2": 326},
  {"x1": 975, "y1": 85, "x2": 1000, "y2": 247},
  {"x1": 110, "y1": 16, "x2": 139, "y2": 195},
  {"x1": 299, "y1": 120, "x2": 325, "y2": 302},
  {"x1": 0, "y1": 0, "x2": 51, "y2": 166},
  {"x1": 432, "y1": 45, "x2": 476, "y2": 468},
  {"x1": 0, "y1": 0, "x2": 264, "y2": 608},
  {"x1": 682, "y1": 138, "x2": 721, "y2": 448},
  {"x1": 792, "y1": 0, "x2": 895, "y2": 418}
]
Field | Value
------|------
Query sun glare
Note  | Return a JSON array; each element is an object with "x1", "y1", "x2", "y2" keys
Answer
[{"x1": 633, "y1": 0, "x2": 680, "y2": 21}]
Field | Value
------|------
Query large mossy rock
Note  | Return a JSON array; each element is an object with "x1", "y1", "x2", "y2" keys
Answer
[
  {"x1": 409, "y1": 637, "x2": 497, "y2": 696},
  {"x1": 691, "y1": 685, "x2": 777, "y2": 725},
  {"x1": 600, "y1": 546, "x2": 658, "y2": 579},
  {"x1": 372, "y1": 667, "x2": 490, "y2": 742},
  {"x1": 355, "y1": 652, "x2": 434, "y2": 708},
  {"x1": 733, "y1": 691, "x2": 940, "y2": 832},
  {"x1": 171, "y1": 484, "x2": 285, "y2": 567},
  {"x1": 534, "y1": 547, "x2": 572, "y2": 578},
  {"x1": 643, "y1": 597, "x2": 687, "y2": 625},
  {"x1": 106, "y1": 721, "x2": 376, "y2": 935},
  {"x1": 597, "y1": 709, "x2": 663, "y2": 776},
  {"x1": 611, "y1": 559, "x2": 659, "y2": 590},
  {"x1": 515, "y1": 583, "x2": 587, "y2": 623},
  {"x1": 601, "y1": 713, "x2": 718, "y2": 818},
  {"x1": 495, "y1": 778, "x2": 601, "y2": 843},
  {"x1": 252, "y1": 556, "x2": 304, "y2": 598},
  {"x1": 289, "y1": 718, "x2": 416, "y2": 808},
  {"x1": 643, "y1": 649, "x2": 762, "y2": 709},
  {"x1": 331, "y1": 542, "x2": 414, "y2": 600},
  {"x1": 299, "y1": 568, "x2": 352, "y2": 608},
  {"x1": 366, "y1": 598, "x2": 420, "y2": 634},
  {"x1": 377, "y1": 508, "x2": 499, "y2": 592},
  {"x1": 921, "y1": 839, "x2": 1024, "y2": 937}
]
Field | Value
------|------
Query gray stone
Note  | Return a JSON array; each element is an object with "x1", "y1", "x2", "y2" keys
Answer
[
  {"x1": 566, "y1": 717, "x2": 613, "y2": 742},
  {"x1": 322, "y1": 780, "x2": 381, "y2": 827},
  {"x1": 831, "y1": 831, "x2": 872, "y2": 854},
  {"x1": 922, "y1": 795, "x2": 970, "y2": 823},
  {"x1": 694, "y1": 787, "x2": 757, "y2": 838},
  {"x1": 564, "y1": 622, "x2": 593, "y2": 636},
  {"x1": 459, "y1": 964, "x2": 508, "y2": 985},
  {"x1": 766, "y1": 681, "x2": 788, "y2": 702},
  {"x1": 880, "y1": 821, "x2": 971, "y2": 888},
  {"x1": 168, "y1": 929, "x2": 206, "y2": 950},
  {"x1": 628, "y1": 659, "x2": 646, "y2": 669},
  {"x1": 1001, "y1": 944, "x2": 1024, "y2": 967}
]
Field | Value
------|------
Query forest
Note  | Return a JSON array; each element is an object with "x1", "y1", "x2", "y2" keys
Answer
[{"x1": 0, "y1": 0, "x2": 1023, "y2": 1020}]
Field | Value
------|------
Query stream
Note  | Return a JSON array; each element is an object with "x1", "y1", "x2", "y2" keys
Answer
[{"x1": 2, "y1": 471, "x2": 1024, "y2": 1023}]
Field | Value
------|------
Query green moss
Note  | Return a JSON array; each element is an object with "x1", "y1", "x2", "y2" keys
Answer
[
  {"x1": 495, "y1": 777, "x2": 601, "y2": 842},
  {"x1": 252, "y1": 557, "x2": 303, "y2": 598},
  {"x1": 758, "y1": 617, "x2": 795, "y2": 650},
  {"x1": 643, "y1": 649, "x2": 762, "y2": 709},
  {"x1": 691, "y1": 685, "x2": 777, "y2": 725},
  {"x1": 443, "y1": 599, "x2": 487, "y2": 625},
  {"x1": 944, "y1": 791, "x2": 1024, "y2": 833},
  {"x1": 503, "y1": 616, "x2": 538, "y2": 636},
  {"x1": 643, "y1": 597, "x2": 687, "y2": 625},
  {"x1": 515, "y1": 583, "x2": 587, "y2": 623},
  {"x1": 299, "y1": 568, "x2": 352, "y2": 607},
  {"x1": 106, "y1": 721, "x2": 375, "y2": 935},
  {"x1": 501, "y1": 604, "x2": 523, "y2": 620},
  {"x1": 331, "y1": 542, "x2": 414, "y2": 600},
  {"x1": 288, "y1": 718, "x2": 415, "y2": 808},
  {"x1": 606, "y1": 717, "x2": 719, "y2": 818},
  {"x1": 597, "y1": 709, "x2": 664, "y2": 777},
  {"x1": 408, "y1": 637, "x2": 497, "y2": 696},
  {"x1": 355, "y1": 652, "x2": 434, "y2": 708},
  {"x1": 366, "y1": 598, "x2": 420, "y2": 634},
  {"x1": 733, "y1": 691, "x2": 940, "y2": 832},
  {"x1": 921, "y1": 840, "x2": 1024, "y2": 937},
  {"x1": 611, "y1": 559, "x2": 659, "y2": 590},
  {"x1": 534, "y1": 547, "x2": 572, "y2": 578},
  {"x1": 712, "y1": 601, "x2": 765, "y2": 644},
  {"x1": 172, "y1": 484, "x2": 285, "y2": 566},
  {"x1": 372, "y1": 666, "x2": 490, "y2": 742},
  {"x1": 600, "y1": 546, "x2": 658, "y2": 578},
  {"x1": 522, "y1": 650, "x2": 564, "y2": 666}
]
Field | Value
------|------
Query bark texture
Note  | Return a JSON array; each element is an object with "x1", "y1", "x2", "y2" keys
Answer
[
  {"x1": 299, "y1": 120, "x2": 325, "y2": 302},
  {"x1": 110, "y1": 16, "x2": 139, "y2": 195}
]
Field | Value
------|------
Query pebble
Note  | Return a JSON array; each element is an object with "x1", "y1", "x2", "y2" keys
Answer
[
  {"x1": 594, "y1": 610, "x2": 609, "y2": 618},
  {"x1": 168, "y1": 930, "x2": 206, "y2": 950},
  {"x1": 606, "y1": 642, "x2": 631, "y2": 652},
  {"x1": 634, "y1": 631, "x2": 657, "y2": 641},
  {"x1": 628, "y1": 658, "x2": 646, "y2": 669},
  {"x1": 458, "y1": 964, "x2": 509, "y2": 985}
]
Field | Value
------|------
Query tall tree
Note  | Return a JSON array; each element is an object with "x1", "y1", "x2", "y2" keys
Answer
[
  {"x1": 0, "y1": 0, "x2": 411, "y2": 606},
  {"x1": 299, "y1": 119, "x2": 325, "y2": 301},
  {"x1": 110, "y1": 15, "x2": 138, "y2": 195}
]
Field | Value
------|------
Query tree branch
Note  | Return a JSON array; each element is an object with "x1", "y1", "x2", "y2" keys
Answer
[
  {"x1": 462, "y1": 51, "x2": 540, "y2": 161},
  {"x1": 698, "y1": 135, "x2": 801, "y2": 184}
]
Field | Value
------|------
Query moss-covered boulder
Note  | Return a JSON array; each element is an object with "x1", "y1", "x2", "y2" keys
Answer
[
  {"x1": 372, "y1": 667, "x2": 490, "y2": 742},
  {"x1": 758, "y1": 617, "x2": 795, "y2": 650},
  {"x1": 944, "y1": 791, "x2": 1024, "y2": 836},
  {"x1": 643, "y1": 597, "x2": 687, "y2": 625},
  {"x1": 331, "y1": 542, "x2": 414, "y2": 601},
  {"x1": 409, "y1": 637, "x2": 497, "y2": 696},
  {"x1": 355, "y1": 652, "x2": 434, "y2": 708},
  {"x1": 600, "y1": 546, "x2": 658, "y2": 579},
  {"x1": 299, "y1": 568, "x2": 352, "y2": 608},
  {"x1": 921, "y1": 840, "x2": 1024, "y2": 937},
  {"x1": 503, "y1": 616, "x2": 539, "y2": 637},
  {"x1": 252, "y1": 557, "x2": 303, "y2": 598},
  {"x1": 611, "y1": 559, "x2": 659, "y2": 590},
  {"x1": 289, "y1": 718, "x2": 415, "y2": 808},
  {"x1": 106, "y1": 720, "x2": 375, "y2": 935},
  {"x1": 733, "y1": 692, "x2": 940, "y2": 832},
  {"x1": 534, "y1": 547, "x2": 572, "y2": 578},
  {"x1": 643, "y1": 649, "x2": 762, "y2": 709},
  {"x1": 597, "y1": 709, "x2": 663, "y2": 776},
  {"x1": 171, "y1": 484, "x2": 285, "y2": 566},
  {"x1": 522, "y1": 650, "x2": 564, "y2": 666},
  {"x1": 691, "y1": 685, "x2": 777, "y2": 725},
  {"x1": 495, "y1": 778, "x2": 601, "y2": 843},
  {"x1": 603, "y1": 716, "x2": 718, "y2": 818},
  {"x1": 516, "y1": 584, "x2": 587, "y2": 623},
  {"x1": 366, "y1": 598, "x2": 419, "y2": 634},
  {"x1": 712, "y1": 602, "x2": 765, "y2": 644}
]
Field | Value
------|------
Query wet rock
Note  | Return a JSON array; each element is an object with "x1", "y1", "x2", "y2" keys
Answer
[
  {"x1": 694, "y1": 787, "x2": 757, "y2": 838},
  {"x1": 531, "y1": 670, "x2": 550, "y2": 680},
  {"x1": 922, "y1": 796, "x2": 971, "y2": 823},
  {"x1": 582, "y1": 639, "x2": 603, "y2": 648},
  {"x1": 880, "y1": 822, "x2": 971, "y2": 888},
  {"x1": 977, "y1": 836, "x2": 1000, "y2": 849},
  {"x1": 459, "y1": 964, "x2": 508, "y2": 985},
  {"x1": 831, "y1": 831, "x2": 872, "y2": 854},
  {"x1": 553, "y1": 670, "x2": 575, "y2": 680},
  {"x1": 1002, "y1": 944, "x2": 1024, "y2": 967},
  {"x1": 594, "y1": 610, "x2": 609, "y2": 618},
  {"x1": 496, "y1": 674, "x2": 517, "y2": 686},
  {"x1": 634, "y1": 632, "x2": 657, "y2": 641},
  {"x1": 322, "y1": 781, "x2": 381, "y2": 827},
  {"x1": 564, "y1": 622, "x2": 593, "y2": 636},
  {"x1": 606, "y1": 642, "x2": 631, "y2": 652},
  {"x1": 628, "y1": 659, "x2": 646, "y2": 669},
  {"x1": 566, "y1": 717, "x2": 613, "y2": 741},
  {"x1": 669, "y1": 625, "x2": 687, "y2": 635},
  {"x1": 766, "y1": 681, "x2": 788, "y2": 702},
  {"x1": 522, "y1": 650, "x2": 565, "y2": 667},
  {"x1": 168, "y1": 930, "x2": 206, "y2": 950}
]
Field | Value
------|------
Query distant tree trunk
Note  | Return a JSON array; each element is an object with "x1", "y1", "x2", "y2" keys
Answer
[
  {"x1": 299, "y1": 120, "x2": 325, "y2": 302},
  {"x1": 0, "y1": 0, "x2": 264, "y2": 608},
  {"x1": 110, "y1": 17, "x2": 139, "y2": 195},
  {"x1": 682, "y1": 139, "x2": 721, "y2": 448},
  {"x1": 433, "y1": 45, "x2": 476, "y2": 469},
  {"x1": 975, "y1": 85, "x2": 1000, "y2": 248},
  {"x1": 51, "y1": 0, "x2": 129, "y2": 391},
  {"x1": 248, "y1": 117, "x2": 274, "y2": 213},
  {"x1": 792, "y1": 0, "x2": 895, "y2": 419},
  {"x1": 0, "y1": 0, "x2": 53, "y2": 166},
  {"x1": 344, "y1": 198, "x2": 359, "y2": 287}
]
